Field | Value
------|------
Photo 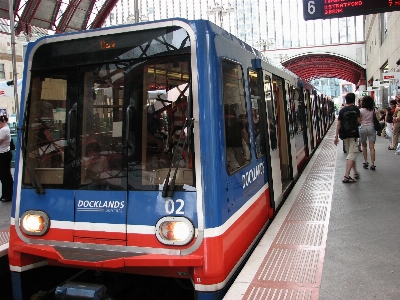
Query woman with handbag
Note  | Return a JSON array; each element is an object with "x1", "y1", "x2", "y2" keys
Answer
[
  {"x1": 359, "y1": 96, "x2": 379, "y2": 171},
  {"x1": 0, "y1": 115, "x2": 13, "y2": 202}
]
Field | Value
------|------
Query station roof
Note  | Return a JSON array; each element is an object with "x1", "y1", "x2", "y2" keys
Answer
[
  {"x1": 282, "y1": 53, "x2": 365, "y2": 86},
  {"x1": 0, "y1": 0, "x2": 118, "y2": 35}
]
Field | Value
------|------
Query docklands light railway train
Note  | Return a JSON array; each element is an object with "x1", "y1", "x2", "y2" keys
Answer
[{"x1": 9, "y1": 18, "x2": 334, "y2": 300}]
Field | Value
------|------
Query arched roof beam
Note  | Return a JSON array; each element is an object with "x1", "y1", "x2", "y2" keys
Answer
[
  {"x1": 89, "y1": 0, "x2": 119, "y2": 29},
  {"x1": 56, "y1": 0, "x2": 95, "y2": 33},
  {"x1": 17, "y1": 0, "x2": 61, "y2": 33}
]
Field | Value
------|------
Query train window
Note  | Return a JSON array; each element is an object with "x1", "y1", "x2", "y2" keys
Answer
[
  {"x1": 248, "y1": 69, "x2": 264, "y2": 158},
  {"x1": 287, "y1": 83, "x2": 297, "y2": 139},
  {"x1": 140, "y1": 59, "x2": 194, "y2": 189},
  {"x1": 22, "y1": 26, "x2": 194, "y2": 191},
  {"x1": 222, "y1": 60, "x2": 249, "y2": 174},
  {"x1": 78, "y1": 64, "x2": 125, "y2": 190},
  {"x1": 23, "y1": 72, "x2": 71, "y2": 188},
  {"x1": 297, "y1": 90, "x2": 306, "y2": 135}
]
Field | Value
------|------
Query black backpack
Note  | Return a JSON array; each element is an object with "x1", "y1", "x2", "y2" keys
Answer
[{"x1": 339, "y1": 109, "x2": 359, "y2": 140}]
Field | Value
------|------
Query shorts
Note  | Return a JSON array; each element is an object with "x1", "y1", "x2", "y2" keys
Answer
[
  {"x1": 343, "y1": 138, "x2": 358, "y2": 161},
  {"x1": 359, "y1": 125, "x2": 376, "y2": 143}
]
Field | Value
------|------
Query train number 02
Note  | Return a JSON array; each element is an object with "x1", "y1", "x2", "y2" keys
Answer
[
  {"x1": 307, "y1": 1, "x2": 316, "y2": 14},
  {"x1": 165, "y1": 199, "x2": 185, "y2": 215}
]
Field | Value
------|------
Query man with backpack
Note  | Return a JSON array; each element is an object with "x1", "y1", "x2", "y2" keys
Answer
[{"x1": 334, "y1": 93, "x2": 361, "y2": 183}]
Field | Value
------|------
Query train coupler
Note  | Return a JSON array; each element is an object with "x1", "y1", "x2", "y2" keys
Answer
[{"x1": 55, "y1": 282, "x2": 110, "y2": 300}]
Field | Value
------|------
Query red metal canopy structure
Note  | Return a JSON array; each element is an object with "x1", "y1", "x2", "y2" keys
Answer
[
  {"x1": 282, "y1": 53, "x2": 366, "y2": 86},
  {"x1": 0, "y1": 0, "x2": 119, "y2": 36}
]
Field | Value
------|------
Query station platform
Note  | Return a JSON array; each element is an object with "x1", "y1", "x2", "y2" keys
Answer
[{"x1": 225, "y1": 121, "x2": 400, "y2": 300}]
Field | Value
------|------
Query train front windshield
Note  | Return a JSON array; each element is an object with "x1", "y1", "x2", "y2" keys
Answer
[{"x1": 22, "y1": 26, "x2": 195, "y2": 192}]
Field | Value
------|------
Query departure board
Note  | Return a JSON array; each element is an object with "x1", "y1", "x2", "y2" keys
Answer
[{"x1": 303, "y1": 0, "x2": 400, "y2": 20}]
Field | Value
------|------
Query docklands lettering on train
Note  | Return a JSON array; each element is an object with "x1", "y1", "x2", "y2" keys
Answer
[
  {"x1": 242, "y1": 162, "x2": 265, "y2": 189},
  {"x1": 77, "y1": 200, "x2": 125, "y2": 209}
]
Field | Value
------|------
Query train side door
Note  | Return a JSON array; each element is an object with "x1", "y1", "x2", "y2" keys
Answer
[
  {"x1": 286, "y1": 81, "x2": 298, "y2": 179},
  {"x1": 305, "y1": 90, "x2": 315, "y2": 151},
  {"x1": 311, "y1": 93, "x2": 318, "y2": 145},
  {"x1": 73, "y1": 64, "x2": 128, "y2": 245},
  {"x1": 272, "y1": 75, "x2": 292, "y2": 192},
  {"x1": 248, "y1": 69, "x2": 275, "y2": 207},
  {"x1": 262, "y1": 72, "x2": 282, "y2": 206}
]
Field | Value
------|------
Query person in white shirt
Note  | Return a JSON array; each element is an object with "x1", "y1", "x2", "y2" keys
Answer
[{"x1": 0, "y1": 115, "x2": 13, "y2": 202}]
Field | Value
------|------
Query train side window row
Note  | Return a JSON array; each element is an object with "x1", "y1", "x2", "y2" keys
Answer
[
  {"x1": 222, "y1": 60, "x2": 267, "y2": 175},
  {"x1": 222, "y1": 60, "x2": 249, "y2": 174}
]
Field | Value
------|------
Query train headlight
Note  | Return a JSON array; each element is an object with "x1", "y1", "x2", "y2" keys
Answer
[
  {"x1": 20, "y1": 210, "x2": 50, "y2": 236},
  {"x1": 155, "y1": 217, "x2": 194, "y2": 245}
]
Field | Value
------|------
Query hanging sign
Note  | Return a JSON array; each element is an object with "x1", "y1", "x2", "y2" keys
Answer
[
  {"x1": 303, "y1": 0, "x2": 400, "y2": 21},
  {"x1": 383, "y1": 72, "x2": 400, "y2": 80}
]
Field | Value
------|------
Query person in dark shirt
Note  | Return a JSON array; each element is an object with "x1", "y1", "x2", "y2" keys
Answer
[{"x1": 334, "y1": 93, "x2": 361, "y2": 183}]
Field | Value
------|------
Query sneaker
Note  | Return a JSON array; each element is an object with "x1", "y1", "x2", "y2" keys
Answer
[{"x1": 1, "y1": 198, "x2": 11, "y2": 202}]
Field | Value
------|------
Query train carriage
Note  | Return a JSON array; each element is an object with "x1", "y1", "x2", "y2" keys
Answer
[{"x1": 8, "y1": 19, "x2": 333, "y2": 300}]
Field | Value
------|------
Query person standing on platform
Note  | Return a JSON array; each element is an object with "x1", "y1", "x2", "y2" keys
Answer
[
  {"x1": 339, "y1": 103, "x2": 346, "y2": 153},
  {"x1": 359, "y1": 95, "x2": 378, "y2": 170},
  {"x1": 334, "y1": 93, "x2": 361, "y2": 183},
  {"x1": 0, "y1": 115, "x2": 13, "y2": 202},
  {"x1": 385, "y1": 101, "x2": 396, "y2": 145},
  {"x1": 389, "y1": 97, "x2": 400, "y2": 150}
]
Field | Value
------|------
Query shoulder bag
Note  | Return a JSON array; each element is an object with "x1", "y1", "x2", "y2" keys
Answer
[
  {"x1": 10, "y1": 138, "x2": 15, "y2": 151},
  {"x1": 373, "y1": 109, "x2": 381, "y2": 132}
]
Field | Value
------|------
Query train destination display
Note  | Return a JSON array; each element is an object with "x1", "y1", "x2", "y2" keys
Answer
[{"x1": 303, "y1": 0, "x2": 400, "y2": 20}]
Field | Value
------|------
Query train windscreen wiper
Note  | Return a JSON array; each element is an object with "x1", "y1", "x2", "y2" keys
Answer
[
  {"x1": 161, "y1": 79, "x2": 193, "y2": 198},
  {"x1": 26, "y1": 166, "x2": 45, "y2": 194},
  {"x1": 162, "y1": 117, "x2": 193, "y2": 198}
]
